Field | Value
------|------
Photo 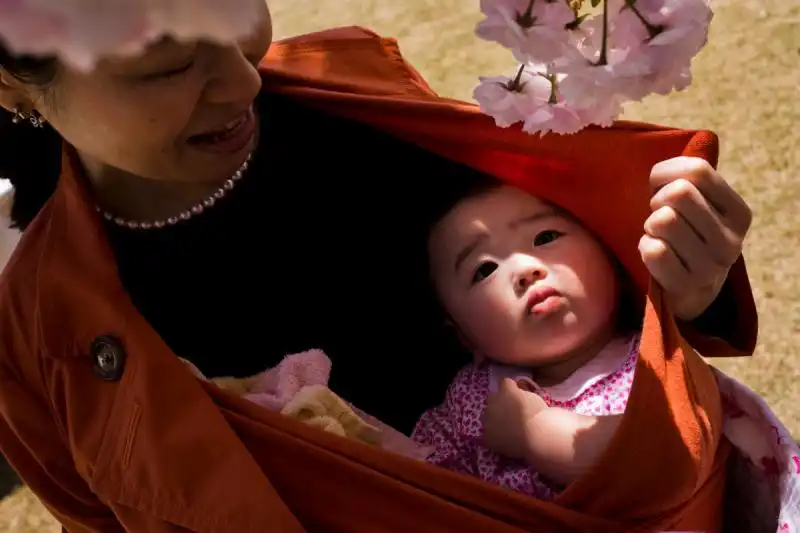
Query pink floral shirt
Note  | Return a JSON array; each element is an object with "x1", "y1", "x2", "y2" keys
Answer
[{"x1": 410, "y1": 334, "x2": 640, "y2": 499}]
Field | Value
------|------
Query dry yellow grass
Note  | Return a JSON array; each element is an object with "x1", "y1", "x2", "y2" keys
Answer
[
  {"x1": 0, "y1": 489, "x2": 58, "y2": 533},
  {"x1": 2, "y1": 0, "x2": 799, "y2": 530}
]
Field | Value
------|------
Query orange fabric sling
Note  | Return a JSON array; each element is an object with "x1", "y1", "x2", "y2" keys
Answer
[{"x1": 182, "y1": 26, "x2": 752, "y2": 532}]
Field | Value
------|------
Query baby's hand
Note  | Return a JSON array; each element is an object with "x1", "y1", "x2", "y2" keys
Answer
[
  {"x1": 483, "y1": 378, "x2": 623, "y2": 486},
  {"x1": 482, "y1": 378, "x2": 547, "y2": 461}
]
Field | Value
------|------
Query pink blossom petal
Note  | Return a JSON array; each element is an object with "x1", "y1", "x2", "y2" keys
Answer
[
  {"x1": 476, "y1": 0, "x2": 575, "y2": 64},
  {"x1": 534, "y1": 1, "x2": 575, "y2": 30},
  {"x1": 578, "y1": 96, "x2": 624, "y2": 128},
  {"x1": 522, "y1": 102, "x2": 584, "y2": 137},
  {"x1": 473, "y1": 68, "x2": 551, "y2": 128},
  {"x1": 514, "y1": 26, "x2": 575, "y2": 64}
]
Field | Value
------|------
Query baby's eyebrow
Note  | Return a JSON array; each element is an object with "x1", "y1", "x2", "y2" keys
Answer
[
  {"x1": 453, "y1": 208, "x2": 563, "y2": 271},
  {"x1": 508, "y1": 208, "x2": 562, "y2": 229},
  {"x1": 454, "y1": 234, "x2": 487, "y2": 272}
]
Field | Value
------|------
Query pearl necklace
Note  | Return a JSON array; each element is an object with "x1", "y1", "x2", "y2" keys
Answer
[{"x1": 98, "y1": 153, "x2": 252, "y2": 230}]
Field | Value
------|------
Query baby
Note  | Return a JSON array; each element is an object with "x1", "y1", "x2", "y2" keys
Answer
[{"x1": 411, "y1": 179, "x2": 648, "y2": 498}]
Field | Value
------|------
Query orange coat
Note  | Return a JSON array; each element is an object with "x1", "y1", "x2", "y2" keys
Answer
[{"x1": 0, "y1": 26, "x2": 757, "y2": 533}]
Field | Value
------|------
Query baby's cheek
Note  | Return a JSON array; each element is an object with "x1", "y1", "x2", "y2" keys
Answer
[
  {"x1": 550, "y1": 265, "x2": 587, "y2": 298},
  {"x1": 578, "y1": 265, "x2": 620, "y2": 323},
  {"x1": 470, "y1": 306, "x2": 513, "y2": 347}
]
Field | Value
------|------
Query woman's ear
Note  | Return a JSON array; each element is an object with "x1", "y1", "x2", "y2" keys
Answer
[
  {"x1": 0, "y1": 67, "x2": 47, "y2": 114},
  {"x1": 0, "y1": 71, "x2": 29, "y2": 114}
]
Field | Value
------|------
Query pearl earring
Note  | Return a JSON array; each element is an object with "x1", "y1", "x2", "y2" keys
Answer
[{"x1": 10, "y1": 108, "x2": 25, "y2": 124}]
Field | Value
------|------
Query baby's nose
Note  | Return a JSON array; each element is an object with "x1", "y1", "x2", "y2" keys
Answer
[{"x1": 515, "y1": 266, "x2": 545, "y2": 291}]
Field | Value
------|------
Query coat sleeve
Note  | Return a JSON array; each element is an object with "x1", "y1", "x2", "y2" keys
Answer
[{"x1": 0, "y1": 367, "x2": 194, "y2": 532}]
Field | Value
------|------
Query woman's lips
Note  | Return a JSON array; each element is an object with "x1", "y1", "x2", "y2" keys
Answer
[{"x1": 187, "y1": 107, "x2": 256, "y2": 154}]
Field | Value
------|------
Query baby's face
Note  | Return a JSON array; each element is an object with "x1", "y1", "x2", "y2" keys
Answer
[{"x1": 429, "y1": 185, "x2": 619, "y2": 368}]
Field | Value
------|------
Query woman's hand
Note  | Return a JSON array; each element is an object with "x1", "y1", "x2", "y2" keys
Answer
[{"x1": 640, "y1": 156, "x2": 752, "y2": 321}]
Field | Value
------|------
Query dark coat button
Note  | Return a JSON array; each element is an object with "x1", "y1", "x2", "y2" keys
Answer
[{"x1": 91, "y1": 336, "x2": 126, "y2": 382}]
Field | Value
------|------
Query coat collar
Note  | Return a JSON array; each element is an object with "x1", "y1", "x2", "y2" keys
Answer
[{"x1": 34, "y1": 148, "x2": 131, "y2": 360}]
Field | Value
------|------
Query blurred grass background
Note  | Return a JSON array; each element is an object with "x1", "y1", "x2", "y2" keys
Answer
[{"x1": 2, "y1": 0, "x2": 798, "y2": 530}]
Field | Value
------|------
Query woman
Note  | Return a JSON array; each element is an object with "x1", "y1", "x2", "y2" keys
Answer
[{"x1": 0, "y1": 3, "x2": 757, "y2": 532}]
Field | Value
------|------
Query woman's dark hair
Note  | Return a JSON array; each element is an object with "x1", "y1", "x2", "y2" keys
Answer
[
  {"x1": 0, "y1": 44, "x2": 62, "y2": 230},
  {"x1": 423, "y1": 171, "x2": 501, "y2": 240}
]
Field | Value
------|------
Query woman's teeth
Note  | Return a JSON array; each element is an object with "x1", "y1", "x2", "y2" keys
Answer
[
  {"x1": 205, "y1": 116, "x2": 244, "y2": 141},
  {"x1": 222, "y1": 116, "x2": 245, "y2": 132}
]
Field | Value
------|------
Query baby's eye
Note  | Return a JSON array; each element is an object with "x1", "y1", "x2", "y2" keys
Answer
[
  {"x1": 471, "y1": 261, "x2": 498, "y2": 284},
  {"x1": 533, "y1": 229, "x2": 564, "y2": 247}
]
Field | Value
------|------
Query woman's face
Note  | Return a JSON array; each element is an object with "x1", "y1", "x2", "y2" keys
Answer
[{"x1": 2, "y1": 3, "x2": 272, "y2": 186}]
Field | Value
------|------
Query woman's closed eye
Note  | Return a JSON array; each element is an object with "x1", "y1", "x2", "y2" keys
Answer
[
  {"x1": 140, "y1": 58, "x2": 196, "y2": 81},
  {"x1": 471, "y1": 261, "x2": 498, "y2": 284},
  {"x1": 533, "y1": 229, "x2": 564, "y2": 247}
]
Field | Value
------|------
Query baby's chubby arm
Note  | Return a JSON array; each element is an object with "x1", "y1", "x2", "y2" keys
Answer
[
  {"x1": 482, "y1": 378, "x2": 622, "y2": 486},
  {"x1": 521, "y1": 406, "x2": 622, "y2": 486}
]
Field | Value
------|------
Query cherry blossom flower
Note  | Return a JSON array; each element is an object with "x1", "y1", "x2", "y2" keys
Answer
[
  {"x1": 613, "y1": 0, "x2": 712, "y2": 93},
  {"x1": 472, "y1": 0, "x2": 713, "y2": 136},
  {"x1": 474, "y1": 64, "x2": 616, "y2": 136},
  {"x1": 510, "y1": 70, "x2": 586, "y2": 136},
  {"x1": 0, "y1": 0, "x2": 265, "y2": 71},
  {"x1": 557, "y1": 15, "x2": 653, "y2": 105},
  {"x1": 475, "y1": 0, "x2": 578, "y2": 64},
  {"x1": 473, "y1": 66, "x2": 553, "y2": 128},
  {"x1": 522, "y1": 100, "x2": 585, "y2": 136},
  {"x1": 631, "y1": 0, "x2": 712, "y2": 61}
]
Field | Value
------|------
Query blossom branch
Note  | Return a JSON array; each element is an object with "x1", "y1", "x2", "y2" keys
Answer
[
  {"x1": 518, "y1": 0, "x2": 537, "y2": 28},
  {"x1": 595, "y1": 0, "x2": 610, "y2": 66},
  {"x1": 547, "y1": 74, "x2": 559, "y2": 104},
  {"x1": 624, "y1": 0, "x2": 664, "y2": 39},
  {"x1": 508, "y1": 63, "x2": 529, "y2": 91}
]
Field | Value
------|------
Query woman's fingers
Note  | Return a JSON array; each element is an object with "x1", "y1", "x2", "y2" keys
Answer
[
  {"x1": 649, "y1": 178, "x2": 742, "y2": 269},
  {"x1": 643, "y1": 205, "x2": 718, "y2": 282},
  {"x1": 650, "y1": 156, "x2": 752, "y2": 239},
  {"x1": 638, "y1": 233, "x2": 691, "y2": 294},
  {"x1": 643, "y1": 156, "x2": 751, "y2": 320}
]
